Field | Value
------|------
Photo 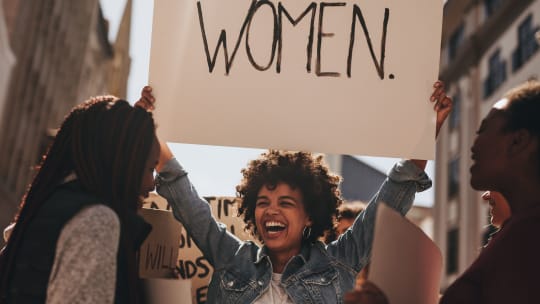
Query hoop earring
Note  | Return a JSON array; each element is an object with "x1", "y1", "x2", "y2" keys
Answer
[{"x1": 302, "y1": 226, "x2": 312, "y2": 240}]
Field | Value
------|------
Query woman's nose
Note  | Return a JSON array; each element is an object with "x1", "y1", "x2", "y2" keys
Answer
[{"x1": 266, "y1": 206, "x2": 279, "y2": 215}]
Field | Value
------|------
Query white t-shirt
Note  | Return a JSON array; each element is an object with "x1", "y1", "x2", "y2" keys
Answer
[{"x1": 253, "y1": 272, "x2": 294, "y2": 304}]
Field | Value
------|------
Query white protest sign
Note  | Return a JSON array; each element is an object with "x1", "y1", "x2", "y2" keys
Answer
[
  {"x1": 149, "y1": 0, "x2": 442, "y2": 159},
  {"x1": 144, "y1": 193, "x2": 257, "y2": 304},
  {"x1": 370, "y1": 203, "x2": 443, "y2": 304}
]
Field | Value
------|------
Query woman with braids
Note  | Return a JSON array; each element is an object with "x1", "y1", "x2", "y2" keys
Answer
[
  {"x1": 0, "y1": 95, "x2": 160, "y2": 304},
  {"x1": 142, "y1": 81, "x2": 451, "y2": 303}
]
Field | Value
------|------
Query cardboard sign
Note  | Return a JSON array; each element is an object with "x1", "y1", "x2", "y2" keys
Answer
[
  {"x1": 144, "y1": 193, "x2": 257, "y2": 304},
  {"x1": 370, "y1": 203, "x2": 443, "y2": 304},
  {"x1": 138, "y1": 208, "x2": 184, "y2": 279},
  {"x1": 149, "y1": 0, "x2": 443, "y2": 159}
]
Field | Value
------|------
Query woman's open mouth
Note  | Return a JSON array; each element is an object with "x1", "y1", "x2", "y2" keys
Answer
[{"x1": 264, "y1": 221, "x2": 286, "y2": 238}]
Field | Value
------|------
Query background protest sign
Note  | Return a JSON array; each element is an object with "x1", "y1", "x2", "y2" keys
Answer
[
  {"x1": 138, "y1": 208, "x2": 183, "y2": 278},
  {"x1": 149, "y1": 0, "x2": 443, "y2": 160},
  {"x1": 144, "y1": 193, "x2": 257, "y2": 304},
  {"x1": 370, "y1": 203, "x2": 443, "y2": 304}
]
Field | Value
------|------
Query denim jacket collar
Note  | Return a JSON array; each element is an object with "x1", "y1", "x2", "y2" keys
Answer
[{"x1": 254, "y1": 246, "x2": 268, "y2": 264}]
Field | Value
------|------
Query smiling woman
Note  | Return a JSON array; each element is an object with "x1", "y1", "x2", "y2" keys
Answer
[
  {"x1": 237, "y1": 151, "x2": 340, "y2": 274},
  {"x1": 157, "y1": 148, "x2": 431, "y2": 304},
  {"x1": 255, "y1": 183, "x2": 310, "y2": 272},
  {"x1": 144, "y1": 81, "x2": 452, "y2": 304}
]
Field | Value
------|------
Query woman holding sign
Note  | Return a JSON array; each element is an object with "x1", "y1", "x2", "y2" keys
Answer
[{"x1": 145, "y1": 82, "x2": 451, "y2": 303}]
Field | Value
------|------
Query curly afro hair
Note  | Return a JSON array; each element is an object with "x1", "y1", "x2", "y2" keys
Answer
[{"x1": 236, "y1": 150, "x2": 343, "y2": 243}]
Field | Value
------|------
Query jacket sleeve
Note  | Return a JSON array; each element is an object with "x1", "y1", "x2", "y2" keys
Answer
[
  {"x1": 156, "y1": 158, "x2": 244, "y2": 268},
  {"x1": 325, "y1": 160, "x2": 431, "y2": 271}
]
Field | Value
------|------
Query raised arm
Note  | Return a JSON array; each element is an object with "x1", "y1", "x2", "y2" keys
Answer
[
  {"x1": 136, "y1": 87, "x2": 244, "y2": 268},
  {"x1": 326, "y1": 81, "x2": 452, "y2": 270},
  {"x1": 326, "y1": 159, "x2": 431, "y2": 269}
]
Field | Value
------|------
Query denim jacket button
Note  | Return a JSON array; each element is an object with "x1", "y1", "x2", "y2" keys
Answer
[
  {"x1": 321, "y1": 278, "x2": 326, "y2": 282},
  {"x1": 227, "y1": 281, "x2": 234, "y2": 287},
  {"x1": 258, "y1": 280, "x2": 264, "y2": 286}
]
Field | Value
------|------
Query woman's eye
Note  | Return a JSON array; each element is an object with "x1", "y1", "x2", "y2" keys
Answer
[
  {"x1": 280, "y1": 201, "x2": 294, "y2": 207},
  {"x1": 256, "y1": 201, "x2": 268, "y2": 207}
]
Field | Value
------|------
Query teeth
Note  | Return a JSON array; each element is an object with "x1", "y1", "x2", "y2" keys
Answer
[{"x1": 265, "y1": 221, "x2": 285, "y2": 228}]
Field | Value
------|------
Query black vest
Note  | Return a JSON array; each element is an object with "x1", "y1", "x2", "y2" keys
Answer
[{"x1": 6, "y1": 181, "x2": 151, "y2": 304}]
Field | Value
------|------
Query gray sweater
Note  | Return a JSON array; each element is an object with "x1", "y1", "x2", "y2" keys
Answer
[{"x1": 4, "y1": 205, "x2": 120, "y2": 304}]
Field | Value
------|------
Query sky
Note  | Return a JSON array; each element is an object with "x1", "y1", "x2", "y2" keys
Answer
[{"x1": 99, "y1": 0, "x2": 435, "y2": 206}]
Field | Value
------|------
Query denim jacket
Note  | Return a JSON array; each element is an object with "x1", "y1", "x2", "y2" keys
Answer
[{"x1": 156, "y1": 158, "x2": 431, "y2": 304}]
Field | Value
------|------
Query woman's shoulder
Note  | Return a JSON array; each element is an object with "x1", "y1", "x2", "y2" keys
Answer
[
  {"x1": 74, "y1": 204, "x2": 119, "y2": 224},
  {"x1": 52, "y1": 204, "x2": 121, "y2": 273},
  {"x1": 62, "y1": 204, "x2": 120, "y2": 240}
]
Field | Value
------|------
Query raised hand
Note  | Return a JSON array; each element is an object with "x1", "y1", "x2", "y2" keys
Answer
[
  {"x1": 431, "y1": 81, "x2": 453, "y2": 137},
  {"x1": 134, "y1": 86, "x2": 155, "y2": 112},
  {"x1": 411, "y1": 80, "x2": 454, "y2": 170}
]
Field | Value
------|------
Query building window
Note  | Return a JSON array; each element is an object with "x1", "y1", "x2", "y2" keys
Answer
[
  {"x1": 484, "y1": 0, "x2": 503, "y2": 17},
  {"x1": 449, "y1": 92, "x2": 460, "y2": 130},
  {"x1": 483, "y1": 49, "x2": 506, "y2": 98},
  {"x1": 448, "y1": 158, "x2": 460, "y2": 199},
  {"x1": 446, "y1": 228, "x2": 459, "y2": 274},
  {"x1": 449, "y1": 24, "x2": 464, "y2": 61},
  {"x1": 512, "y1": 14, "x2": 539, "y2": 72}
]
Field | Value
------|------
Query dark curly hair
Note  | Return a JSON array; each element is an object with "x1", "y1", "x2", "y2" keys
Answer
[
  {"x1": 236, "y1": 150, "x2": 343, "y2": 243},
  {"x1": 325, "y1": 201, "x2": 366, "y2": 243}
]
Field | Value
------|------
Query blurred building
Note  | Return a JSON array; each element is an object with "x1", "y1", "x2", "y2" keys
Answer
[
  {"x1": 0, "y1": 0, "x2": 132, "y2": 242},
  {"x1": 108, "y1": 0, "x2": 132, "y2": 100},
  {"x1": 328, "y1": 155, "x2": 387, "y2": 203},
  {"x1": 435, "y1": 0, "x2": 539, "y2": 288},
  {"x1": 0, "y1": 1, "x2": 14, "y2": 131}
]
